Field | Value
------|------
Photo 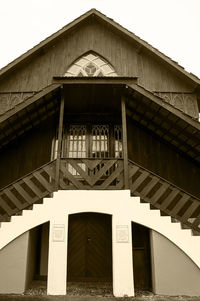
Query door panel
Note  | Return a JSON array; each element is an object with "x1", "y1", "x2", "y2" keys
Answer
[
  {"x1": 67, "y1": 214, "x2": 86, "y2": 278},
  {"x1": 132, "y1": 223, "x2": 152, "y2": 290},
  {"x1": 67, "y1": 213, "x2": 112, "y2": 281}
]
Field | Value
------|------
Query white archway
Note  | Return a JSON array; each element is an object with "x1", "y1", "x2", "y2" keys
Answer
[
  {"x1": 1, "y1": 190, "x2": 200, "y2": 267},
  {"x1": 0, "y1": 190, "x2": 200, "y2": 296}
]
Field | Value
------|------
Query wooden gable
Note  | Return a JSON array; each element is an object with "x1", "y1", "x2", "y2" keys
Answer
[{"x1": 0, "y1": 9, "x2": 199, "y2": 119}]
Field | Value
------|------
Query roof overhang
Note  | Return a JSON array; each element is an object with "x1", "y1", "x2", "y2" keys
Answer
[
  {"x1": 0, "y1": 84, "x2": 61, "y2": 148},
  {"x1": 125, "y1": 83, "x2": 200, "y2": 165},
  {"x1": 0, "y1": 79, "x2": 199, "y2": 166}
]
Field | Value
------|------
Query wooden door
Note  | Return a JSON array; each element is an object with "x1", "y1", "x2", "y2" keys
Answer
[
  {"x1": 132, "y1": 222, "x2": 152, "y2": 291},
  {"x1": 67, "y1": 213, "x2": 112, "y2": 281}
]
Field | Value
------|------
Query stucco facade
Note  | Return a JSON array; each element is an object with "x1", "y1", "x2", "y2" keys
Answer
[{"x1": 0, "y1": 191, "x2": 200, "y2": 296}]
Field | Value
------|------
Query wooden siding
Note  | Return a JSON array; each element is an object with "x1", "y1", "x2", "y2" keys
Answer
[
  {"x1": 0, "y1": 21, "x2": 137, "y2": 92},
  {"x1": 0, "y1": 20, "x2": 196, "y2": 95},
  {"x1": 0, "y1": 119, "x2": 54, "y2": 189},
  {"x1": 0, "y1": 92, "x2": 35, "y2": 115},
  {"x1": 127, "y1": 117, "x2": 200, "y2": 199},
  {"x1": 137, "y1": 50, "x2": 195, "y2": 92}
]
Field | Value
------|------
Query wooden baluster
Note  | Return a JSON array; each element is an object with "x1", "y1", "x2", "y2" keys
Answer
[
  {"x1": 121, "y1": 95, "x2": 129, "y2": 189},
  {"x1": 130, "y1": 170, "x2": 149, "y2": 192},
  {"x1": 55, "y1": 86, "x2": 65, "y2": 190}
]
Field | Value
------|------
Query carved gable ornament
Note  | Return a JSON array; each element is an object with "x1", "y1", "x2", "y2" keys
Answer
[{"x1": 64, "y1": 53, "x2": 117, "y2": 77}]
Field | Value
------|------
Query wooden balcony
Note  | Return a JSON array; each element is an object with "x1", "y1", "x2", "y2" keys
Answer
[
  {"x1": 59, "y1": 158, "x2": 124, "y2": 190},
  {"x1": 0, "y1": 158, "x2": 200, "y2": 234}
]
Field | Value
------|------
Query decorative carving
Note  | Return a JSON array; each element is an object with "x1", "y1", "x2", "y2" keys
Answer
[
  {"x1": 64, "y1": 53, "x2": 117, "y2": 77},
  {"x1": 155, "y1": 92, "x2": 199, "y2": 119},
  {"x1": 0, "y1": 92, "x2": 35, "y2": 115}
]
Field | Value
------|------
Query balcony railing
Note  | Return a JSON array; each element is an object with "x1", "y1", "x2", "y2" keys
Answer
[
  {"x1": 59, "y1": 158, "x2": 124, "y2": 190},
  {"x1": 0, "y1": 158, "x2": 200, "y2": 234}
]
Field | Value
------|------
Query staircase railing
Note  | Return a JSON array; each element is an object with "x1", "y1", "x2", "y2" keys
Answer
[
  {"x1": 0, "y1": 160, "x2": 56, "y2": 221},
  {"x1": 0, "y1": 158, "x2": 124, "y2": 221},
  {"x1": 0, "y1": 158, "x2": 200, "y2": 234},
  {"x1": 128, "y1": 160, "x2": 200, "y2": 233}
]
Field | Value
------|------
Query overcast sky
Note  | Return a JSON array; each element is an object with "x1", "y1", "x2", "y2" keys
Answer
[{"x1": 0, "y1": 0, "x2": 200, "y2": 78}]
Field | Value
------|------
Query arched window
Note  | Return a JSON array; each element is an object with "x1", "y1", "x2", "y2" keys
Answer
[{"x1": 64, "y1": 53, "x2": 117, "y2": 77}]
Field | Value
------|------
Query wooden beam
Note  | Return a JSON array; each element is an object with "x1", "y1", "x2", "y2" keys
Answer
[
  {"x1": 55, "y1": 87, "x2": 65, "y2": 189},
  {"x1": 121, "y1": 95, "x2": 129, "y2": 189},
  {"x1": 53, "y1": 77, "x2": 137, "y2": 85}
]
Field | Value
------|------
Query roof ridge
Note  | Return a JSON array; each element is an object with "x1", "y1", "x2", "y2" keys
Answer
[
  {"x1": 0, "y1": 9, "x2": 199, "y2": 85},
  {"x1": 0, "y1": 9, "x2": 96, "y2": 76}
]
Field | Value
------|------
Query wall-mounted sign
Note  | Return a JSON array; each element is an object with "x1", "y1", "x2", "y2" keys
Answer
[
  {"x1": 52, "y1": 224, "x2": 65, "y2": 242},
  {"x1": 116, "y1": 225, "x2": 129, "y2": 243}
]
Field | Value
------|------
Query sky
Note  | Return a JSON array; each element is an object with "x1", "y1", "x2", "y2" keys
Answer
[{"x1": 0, "y1": 0, "x2": 200, "y2": 78}]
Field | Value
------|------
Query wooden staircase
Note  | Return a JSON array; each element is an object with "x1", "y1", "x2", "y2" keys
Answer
[
  {"x1": 0, "y1": 158, "x2": 200, "y2": 235},
  {"x1": 128, "y1": 160, "x2": 200, "y2": 235},
  {"x1": 0, "y1": 160, "x2": 56, "y2": 222}
]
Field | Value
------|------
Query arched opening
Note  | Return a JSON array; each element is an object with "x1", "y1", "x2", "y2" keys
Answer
[
  {"x1": 64, "y1": 52, "x2": 117, "y2": 77},
  {"x1": 132, "y1": 222, "x2": 152, "y2": 292},
  {"x1": 25, "y1": 222, "x2": 49, "y2": 294},
  {"x1": 67, "y1": 212, "x2": 112, "y2": 294}
]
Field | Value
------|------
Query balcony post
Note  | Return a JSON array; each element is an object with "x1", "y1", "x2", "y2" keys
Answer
[
  {"x1": 55, "y1": 86, "x2": 65, "y2": 190},
  {"x1": 121, "y1": 95, "x2": 129, "y2": 189}
]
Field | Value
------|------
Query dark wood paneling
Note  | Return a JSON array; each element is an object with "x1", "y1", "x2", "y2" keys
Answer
[
  {"x1": 0, "y1": 21, "x2": 137, "y2": 92},
  {"x1": 127, "y1": 117, "x2": 200, "y2": 199},
  {"x1": 137, "y1": 50, "x2": 194, "y2": 92},
  {"x1": 0, "y1": 118, "x2": 55, "y2": 189},
  {"x1": 132, "y1": 222, "x2": 152, "y2": 290},
  {"x1": 0, "y1": 20, "x2": 195, "y2": 95},
  {"x1": 67, "y1": 213, "x2": 112, "y2": 281}
]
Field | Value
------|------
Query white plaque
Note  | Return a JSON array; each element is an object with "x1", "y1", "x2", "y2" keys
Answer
[
  {"x1": 52, "y1": 224, "x2": 65, "y2": 242},
  {"x1": 116, "y1": 225, "x2": 129, "y2": 243}
]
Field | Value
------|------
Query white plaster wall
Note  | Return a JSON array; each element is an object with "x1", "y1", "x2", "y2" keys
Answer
[
  {"x1": 151, "y1": 230, "x2": 200, "y2": 296},
  {"x1": 0, "y1": 232, "x2": 29, "y2": 294},
  {"x1": 25, "y1": 227, "x2": 38, "y2": 289},
  {"x1": 0, "y1": 190, "x2": 200, "y2": 296},
  {"x1": 1, "y1": 190, "x2": 200, "y2": 270}
]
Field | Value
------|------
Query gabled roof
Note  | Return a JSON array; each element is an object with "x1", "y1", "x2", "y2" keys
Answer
[{"x1": 0, "y1": 9, "x2": 200, "y2": 86}]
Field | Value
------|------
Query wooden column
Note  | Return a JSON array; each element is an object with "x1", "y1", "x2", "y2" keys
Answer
[
  {"x1": 55, "y1": 87, "x2": 65, "y2": 190},
  {"x1": 121, "y1": 95, "x2": 129, "y2": 189}
]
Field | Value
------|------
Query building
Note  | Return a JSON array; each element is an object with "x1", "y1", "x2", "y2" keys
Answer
[{"x1": 0, "y1": 9, "x2": 200, "y2": 297}]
